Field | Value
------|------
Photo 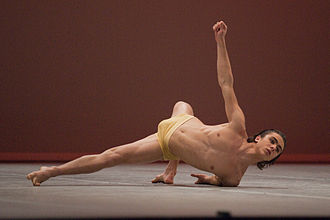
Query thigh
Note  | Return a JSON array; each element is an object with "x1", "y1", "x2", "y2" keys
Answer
[{"x1": 104, "y1": 134, "x2": 163, "y2": 164}]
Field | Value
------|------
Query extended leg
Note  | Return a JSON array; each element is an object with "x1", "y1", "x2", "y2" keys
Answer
[{"x1": 27, "y1": 134, "x2": 163, "y2": 186}]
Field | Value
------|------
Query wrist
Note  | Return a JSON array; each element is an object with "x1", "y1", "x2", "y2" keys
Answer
[
  {"x1": 210, "y1": 175, "x2": 221, "y2": 185},
  {"x1": 216, "y1": 38, "x2": 226, "y2": 46},
  {"x1": 165, "y1": 163, "x2": 178, "y2": 174}
]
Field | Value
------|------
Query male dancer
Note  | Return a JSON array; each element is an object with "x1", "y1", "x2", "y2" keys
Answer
[{"x1": 27, "y1": 21, "x2": 286, "y2": 187}]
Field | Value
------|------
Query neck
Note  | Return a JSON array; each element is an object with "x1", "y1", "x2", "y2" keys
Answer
[{"x1": 237, "y1": 141, "x2": 264, "y2": 167}]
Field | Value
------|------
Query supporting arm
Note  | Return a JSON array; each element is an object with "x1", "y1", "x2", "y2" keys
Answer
[
  {"x1": 191, "y1": 173, "x2": 240, "y2": 187},
  {"x1": 152, "y1": 160, "x2": 179, "y2": 184}
]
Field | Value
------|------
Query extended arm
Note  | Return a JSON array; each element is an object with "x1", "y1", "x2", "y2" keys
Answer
[{"x1": 213, "y1": 21, "x2": 245, "y2": 131}]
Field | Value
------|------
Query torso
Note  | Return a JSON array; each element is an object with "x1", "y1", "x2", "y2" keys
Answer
[{"x1": 169, "y1": 116, "x2": 248, "y2": 182}]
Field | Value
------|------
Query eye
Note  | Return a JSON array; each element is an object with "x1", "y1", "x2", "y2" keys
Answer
[{"x1": 270, "y1": 139, "x2": 275, "y2": 144}]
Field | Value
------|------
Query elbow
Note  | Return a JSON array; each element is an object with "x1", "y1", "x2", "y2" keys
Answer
[
  {"x1": 222, "y1": 179, "x2": 240, "y2": 187},
  {"x1": 218, "y1": 78, "x2": 233, "y2": 88},
  {"x1": 223, "y1": 182, "x2": 239, "y2": 187}
]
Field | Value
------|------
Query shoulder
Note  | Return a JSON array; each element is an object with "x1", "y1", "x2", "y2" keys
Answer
[
  {"x1": 224, "y1": 125, "x2": 248, "y2": 141},
  {"x1": 227, "y1": 120, "x2": 248, "y2": 138}
]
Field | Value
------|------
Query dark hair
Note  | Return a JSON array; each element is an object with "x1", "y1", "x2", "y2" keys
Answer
[{"x1": 247, "y1": 129, "x2": 287, "y2": 170}]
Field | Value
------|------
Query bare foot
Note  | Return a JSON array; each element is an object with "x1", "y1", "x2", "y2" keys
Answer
[
  {"x1": 152, "y1": 171, "x2": 175, "y2": 184},
  {"x1": 26, "y1": 166, "x2": 53, "y2": 186}
]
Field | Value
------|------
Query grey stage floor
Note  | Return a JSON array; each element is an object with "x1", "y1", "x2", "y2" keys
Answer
[{"x1": 0, "y1": 163, "x2": 329, "y2": 219}]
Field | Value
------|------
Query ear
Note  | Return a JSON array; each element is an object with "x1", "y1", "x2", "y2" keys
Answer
[{"x1": 255, "y1": 135, "x2": 261, "y2": 143}]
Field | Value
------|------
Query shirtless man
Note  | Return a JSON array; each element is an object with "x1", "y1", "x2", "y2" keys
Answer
[{"x1": 27, "y1": 20, "x2": 286, "y2": 187}]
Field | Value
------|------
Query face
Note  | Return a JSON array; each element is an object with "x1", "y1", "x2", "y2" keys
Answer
[{"x1": 255, "y1": 132, "x2": 285, "y2": 161}]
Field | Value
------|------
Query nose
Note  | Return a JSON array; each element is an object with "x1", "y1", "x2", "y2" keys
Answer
[{"x1": 270, "y1": 145, "x2": 276, "y2": 152}]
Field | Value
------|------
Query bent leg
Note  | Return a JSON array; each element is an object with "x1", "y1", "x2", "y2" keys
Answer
[
  {"x1": 152, "y1": 101, "x2": 194, "y2": 184},
  {"x1": 27, "y1": 134, "x2": 163, "y2": 186}
]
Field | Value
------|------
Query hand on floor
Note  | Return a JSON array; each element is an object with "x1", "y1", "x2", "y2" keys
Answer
[{"x1": 151, "y1": 172, "x2": 175, "y2": 184}]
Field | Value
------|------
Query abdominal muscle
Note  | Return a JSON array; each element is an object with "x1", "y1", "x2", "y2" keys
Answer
[{"x1": 169, "y1": 117, "x2": 240, "y2": 176}]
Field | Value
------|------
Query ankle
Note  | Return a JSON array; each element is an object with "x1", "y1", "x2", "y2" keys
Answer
[{"x1": 49, "y1": 166, "x2": 61, "y2": 177}]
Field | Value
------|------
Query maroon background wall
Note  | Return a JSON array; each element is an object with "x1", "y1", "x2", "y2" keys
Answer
[{"x1": 1, "y1": 0, "x2": 329, "y2": 162}]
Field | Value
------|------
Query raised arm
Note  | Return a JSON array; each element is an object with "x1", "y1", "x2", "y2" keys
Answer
[{"x1": 213, "y1": 21, "x2": 246, "y2": 132}]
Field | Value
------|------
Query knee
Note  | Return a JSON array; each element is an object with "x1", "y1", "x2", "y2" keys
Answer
[
  {"x1": 174, "y1": 101, "x2": 194, "y2": 115},
  {"x1": 100, "y1": 147, "x2": 125, "y2": 166},
  {"x1": 174, "y1": 101, "x2": 191, "y2": 109},
  {"x1": 174, "y1": 101, "x2": 187, "y2": 106}
]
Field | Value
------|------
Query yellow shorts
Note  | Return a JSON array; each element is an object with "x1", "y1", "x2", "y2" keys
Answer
[{"x1": 157, "y1": 114, "x2": 194, "y2": 160}]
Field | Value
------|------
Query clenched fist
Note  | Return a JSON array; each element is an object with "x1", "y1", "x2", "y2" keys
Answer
[{"x1": 213, "y1": 21, "x2": 227, "y2": 43}]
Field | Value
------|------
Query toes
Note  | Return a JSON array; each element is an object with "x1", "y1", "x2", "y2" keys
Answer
[
  {"x1": 27, "y1": 172, "x2": 35, "y2": 180},
  {"x1": 32, "y1": 178, "x2": 41, "y2": 186},
  {"x1": 32, "y1": 177, "x2": 37, "y2": 185},
  {"x1": 31, "y1": 176, "x2": 40, "y2": 186},
  {"x1": 27, "y1": 171, "x2": 43, "y2": 186}
]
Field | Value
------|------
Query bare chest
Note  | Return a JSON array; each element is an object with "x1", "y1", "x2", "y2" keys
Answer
[{"x1": 169, "y1": 121, "x2": 245, "y2": 178}]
